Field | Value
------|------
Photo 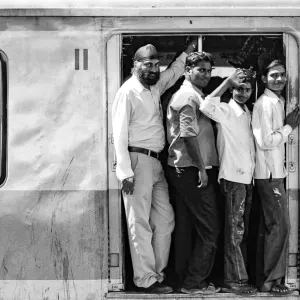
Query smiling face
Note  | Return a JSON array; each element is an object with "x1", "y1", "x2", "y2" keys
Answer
[
  {"x1": 232, "y1": 82, "x2": 253, "y2": 104},
  {"x1": 262, "y1": 64, "x2": 286, "y2": 93},
  {"x1": 186, "y1": 61, "x2": 212, "y2": 89}
]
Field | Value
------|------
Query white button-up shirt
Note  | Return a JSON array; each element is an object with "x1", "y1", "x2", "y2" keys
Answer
[
  {"x1": 252, "y1": 88, "x2": 292, "y2": 179},
  {"x1": 112, "y1": 53, "x2": 187, "y2": 181},
  {"x1": 200, "y1": 98, "x2": 255, "y2": 184}
]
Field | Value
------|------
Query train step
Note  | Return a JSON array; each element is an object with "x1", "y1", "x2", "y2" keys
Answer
[{"x1": 107, "y1": 291, "x2": 299, "y2": 300}]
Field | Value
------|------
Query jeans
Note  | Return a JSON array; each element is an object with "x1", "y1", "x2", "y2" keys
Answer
[
  {"x1": 255, "y1": 178, "x2": 290, "y2": 290},
  {"x1": 167, "y1": 166, "x2": 220, "y2": 289},
  {"x1": 221, "y1": 179, "x2": 253, "y2": 285}
]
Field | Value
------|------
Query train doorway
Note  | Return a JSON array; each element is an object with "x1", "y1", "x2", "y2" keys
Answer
[{"x1": 107, "y1": 32, "x2": 299, "y2": 293}]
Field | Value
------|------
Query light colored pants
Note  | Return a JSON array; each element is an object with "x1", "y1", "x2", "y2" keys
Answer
[{"x1": 123, "y1": 152, "x2": 175, "y2": 288}]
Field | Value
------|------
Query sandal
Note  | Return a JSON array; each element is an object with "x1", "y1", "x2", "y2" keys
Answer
[
  {"x1": 221, "y1": 283, "x2": 258, "y2": 295},
  {"x1": 270, "y1": 284, "x2": 293, "y2": 296}
]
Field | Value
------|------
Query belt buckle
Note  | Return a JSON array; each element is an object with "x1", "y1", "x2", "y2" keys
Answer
[{"x1": 147, "y1": 149, "x2": 151, "y2": 156}]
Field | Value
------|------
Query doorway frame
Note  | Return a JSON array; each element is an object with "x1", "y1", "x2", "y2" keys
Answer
[{"x1": 106, "y1": 28, "x2": 299, "y2": 292}]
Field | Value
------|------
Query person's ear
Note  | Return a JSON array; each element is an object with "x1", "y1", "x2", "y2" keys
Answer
[
  {"x1": 261, "y1": 75, "x2": 267, "y2": 84},
  {"x1": 185, "y1": 66, "x2": 192, "y2": 74},
  {"x1": 229, "y1": 87, "x2": 233, "y2": 93}
]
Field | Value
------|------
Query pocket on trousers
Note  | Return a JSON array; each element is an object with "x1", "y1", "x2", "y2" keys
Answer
[{"x1": 129, "y1": 152, "x2": 139, "y2": 171}]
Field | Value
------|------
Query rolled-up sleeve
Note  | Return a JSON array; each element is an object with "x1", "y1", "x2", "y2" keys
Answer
[
  {"x1": 112, "y1": 90, "x2": 134, "y2": 181},
  {"x1": 158, "y1": 52, "x2": 187, "y2": 95},
  {"x1": 179, "y1": 98, "x2": 199, "y2": 138},
  {"x1": 253, "y1": 101, "x2": 292, "y2": 150}
]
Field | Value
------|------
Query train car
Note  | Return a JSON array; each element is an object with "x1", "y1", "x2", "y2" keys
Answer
[{"x1": 0, "y1": 1, "x2": 299, "y2": 299}]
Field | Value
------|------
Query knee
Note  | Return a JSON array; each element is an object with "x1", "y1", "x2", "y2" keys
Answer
[
  {"x1": 266, "y1": 217, "x2": 290, "y2": 237},
  {"x1": 206, "y1": 226, "x2": 220, "y2": 245},
  {"x1": 164, "y1": 212, "x2": 175, "y2": 234},
  {"x1": 151, "y1": 211, "x2": 175, "y2": 235}
]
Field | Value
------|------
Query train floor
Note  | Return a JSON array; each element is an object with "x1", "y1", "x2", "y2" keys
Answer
[{"x1": 106, "y1": 291, "x2": 299, "y2": 300}]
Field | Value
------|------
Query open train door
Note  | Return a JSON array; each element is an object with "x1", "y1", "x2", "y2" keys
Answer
[
  {"x1": 283, "y1": 32, "x2": 300, "y2": 291},
  {"x1": 107, "y1": 34, "x2": 125, "y2": 291}
]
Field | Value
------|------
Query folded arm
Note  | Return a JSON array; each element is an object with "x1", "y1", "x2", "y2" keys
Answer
[{"x1": 253, "y1": 101, "x2": 292, "y2": 150}]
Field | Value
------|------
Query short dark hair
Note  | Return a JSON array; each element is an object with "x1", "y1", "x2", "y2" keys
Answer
[
  {"x1": 261, "y1": 59, "x2": 285, "y2": 76},
  {"x1": 185, "y1": 52, "x2": 214, "y2": 68},
  {"x1": 243, "y1": 77, "x2": 256, "y2": 88}
]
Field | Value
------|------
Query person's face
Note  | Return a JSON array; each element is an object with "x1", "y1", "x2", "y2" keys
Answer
[
  {"x1": 262, "y1": 65, "x2": 286, "y2": 93},
  {"x1": 135, "y1": 58, "x2": 160, "y2": 86},
  {"x1": 186, "y1": 61, "x2": 212, "y2": 89},
  {"x1": 232, "y1": 82, "x2": 253, "y2": 104}
]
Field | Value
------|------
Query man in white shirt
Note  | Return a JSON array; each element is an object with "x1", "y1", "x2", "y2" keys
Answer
[
  {"x1": 112, "y1": 40, "x2": 196, "y2": 293},
  {"x1": 200, "y1": 79, "x2": 257, "y2": 295},
  {"x1": 252, "y1": 60, "x2": 300, "y2": 295}
]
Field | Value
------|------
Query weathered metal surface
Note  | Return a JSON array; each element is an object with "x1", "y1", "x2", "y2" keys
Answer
[
  {"x1": 0, "y1": 190, "x2": 106, "y2": 279},
  {"x1": 0, "y1": 21, "x2": 109, "y2": 299},
  {"x1": 0, "y1": 0, "x2": 300, "y2": 16},
  {"x1": 1, "y1": 16, "x2": 300, "y2": 34},
  {"x1": 0, "y1": 14, "x2": 298, "y2": 299}
]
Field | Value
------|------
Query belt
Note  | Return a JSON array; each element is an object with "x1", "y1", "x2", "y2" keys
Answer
[{"x1": 128, "y1": 146, "x2": 160, "y2": 160}]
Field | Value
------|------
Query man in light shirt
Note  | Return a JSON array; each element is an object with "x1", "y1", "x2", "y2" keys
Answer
[
  {"x1": 252, "y1": 60, "x2": 300, "y2": 295},
  {"x1": 200, "y1": 78, "x2": 257, "y2": 295},
  {"x1": 112, "y1": 40, "x2": 196, "y2": 294},
  {"x1": 166, "y1": 52, "x2": 246, "y2": 294}
]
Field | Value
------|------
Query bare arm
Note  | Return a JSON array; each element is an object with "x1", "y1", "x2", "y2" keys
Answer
[
  {"x1": 158, "y1": 38, "x2": 198, "y2": 94},
  {"x1": 184, "y1": 137, "x2": 208, "y2": 188},
  {"x1": 208, "y1": 69, "x2": 247, "y2": 98}
]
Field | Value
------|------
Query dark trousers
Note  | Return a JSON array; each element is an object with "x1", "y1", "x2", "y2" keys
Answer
[
  {"x1": 220, "y1": 180, "x2": 253, "y2": 285},
  {"x1": 255, "y1": 178, "x2": 290, "y2": 290},
  {"x1": 167, "y1": 166, "x2": 220, "y2": 289}
]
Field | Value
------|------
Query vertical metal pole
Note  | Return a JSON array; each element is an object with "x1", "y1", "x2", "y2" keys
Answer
[{"x1": 198, "y1": 35, "x2": 203, "y2": 52}]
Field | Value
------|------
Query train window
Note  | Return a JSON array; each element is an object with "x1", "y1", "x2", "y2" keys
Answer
[{"x1": 0, "y1": 51, "x2": 8, "y2": 187}]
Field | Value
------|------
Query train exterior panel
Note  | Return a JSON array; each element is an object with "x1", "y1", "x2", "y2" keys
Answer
[{"x1": 0, "y1": 1, "x2": 298, "y2": 299}]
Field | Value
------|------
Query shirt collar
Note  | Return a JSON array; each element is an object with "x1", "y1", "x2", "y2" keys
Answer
[
  {"x1": 264, "y1": 88, "x2": 284, "y2": 104},
  {"x1": 182, "y1": 79, "x2": 205, "y2": 97},
  {"x1": 229, "y1": 99, "x2": 248, "y2": 117},
  {"x1": 131, "y1": 74, "x2": 149, "y2": 93}
]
